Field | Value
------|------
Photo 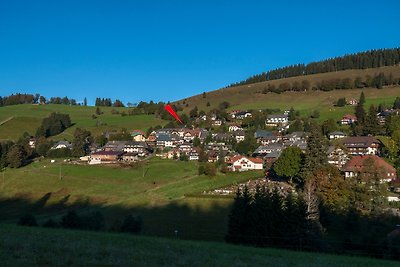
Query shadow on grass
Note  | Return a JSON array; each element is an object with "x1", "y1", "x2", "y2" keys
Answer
[{"x1": 0, "y1": 192, "x2": 233, "y2": 241}]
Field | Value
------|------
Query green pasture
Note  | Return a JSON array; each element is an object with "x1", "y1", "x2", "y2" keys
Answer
[
  {"x1": 1, "y1": 224, "x2": 398, "y2": 267},
  {"x1": 0, "y1": 104, "x2": 165, "y2": 141}
]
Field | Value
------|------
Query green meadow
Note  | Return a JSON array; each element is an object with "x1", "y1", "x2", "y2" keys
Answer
[
  {"x1": 0, "y1": 104, "x2": 165, "y2": 141},
  {"x1": 0, "y1": 157, "x2": 261, "y2": 240},
  {"x1": 1, "y1": 224, "x2": 398, "y2": 267}
]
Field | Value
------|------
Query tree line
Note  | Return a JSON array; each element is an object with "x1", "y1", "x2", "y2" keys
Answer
[
  {"x1": 230, "y1": 47, "x2": 400, "y2": 87},
  {"x1": 0, "y1": 93, "x2": 81, "y2": 107},
  {"x1": 260, "y1": 72, "x2": 400, "y2": 95},
  {"x1": 18, "y1": 210, "x2": 142, "y2": 235}
]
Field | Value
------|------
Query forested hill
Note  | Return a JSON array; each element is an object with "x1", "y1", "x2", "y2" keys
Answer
[{"x1": 230, "y1": 48, "x2": 400, "y2": 87}]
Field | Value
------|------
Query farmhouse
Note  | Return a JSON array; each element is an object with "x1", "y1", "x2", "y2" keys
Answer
[
  {"x1": 228, "y1": 124, "x2": 243, "y2": 132},
  {"x1": 329, "y1": 131, "x2": 346, "y2": 140},
  {"x1": 266, "y1": 114, "x2": 288, "y2": 127},
  {"x1": 227, "y1": 155, "x2": 263, "y2": 172},
  {"x1": 327, "y1": 146, "x2": 350, "y2": 168},
  {"x1": 342, "y1": 136, "x2": 380, "y2": 155},
  {"x1": 232, "y1": 130, "x2": 245, "y2": 142},
  {"x1": 122, "y1": 152, "x2": 139, "y2": 162},
  {"x1": 341, "y1": 114, "x2": 357, "y2": 125},
  {"x1": 131, "y1": 130, "x2": 146, "y2": 142},
  {"x1": 233, "y1": 111, "x2": 252, "y2": 120},
  {"x1": 51, "y1": 141, "x2": 72, "y2": 150},
  {"x1": 89, "y1": 150, "x2": 124, "y2": 164},
  {"x1": 343, "y1": 155, "x2": 397, "y2": 182}
]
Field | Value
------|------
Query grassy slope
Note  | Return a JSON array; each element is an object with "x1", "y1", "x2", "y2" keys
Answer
[
  {"x1": 1, "y1": 224, "x2": 397, "y2": 267},
  {"x1": 0, "y1": 157, "x2": 261, "y2": 240},
  {"x1": 0, "y1": 104, "x2": 165, "y2": 141},
  {"x1": 176, "y1": 65, "x2": 400, "y2": 121}
]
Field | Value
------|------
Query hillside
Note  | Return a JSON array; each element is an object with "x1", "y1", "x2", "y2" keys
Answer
[
  {"x1": 0, "y1": 157, "x2": 261, "y2": 240},
  {"x1": 1, "y1": 224, "x2": 397, "y2": 267},
  {"x1": 0, "y1": 104, "x2": 166, "y2": 141},
  {"x1": 176, "y1": 66, "x2": 400, "y2": 120}
]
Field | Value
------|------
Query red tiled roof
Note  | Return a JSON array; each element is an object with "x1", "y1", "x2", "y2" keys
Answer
[
  {"x1": 227, "y1": 155, "x2": 263, "y2": 164},
  {"x1": 343, "y1": 155, "x2": 396, "y2": 173}
]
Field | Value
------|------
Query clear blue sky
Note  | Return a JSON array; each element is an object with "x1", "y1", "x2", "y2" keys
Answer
[{"x1": 0, "y1": 0, "x2": 399, "y2": 105}]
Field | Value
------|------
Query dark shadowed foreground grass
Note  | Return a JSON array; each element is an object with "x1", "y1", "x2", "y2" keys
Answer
[{"x1": 0, "y1": 224, "x2": 397, "y2": 267}]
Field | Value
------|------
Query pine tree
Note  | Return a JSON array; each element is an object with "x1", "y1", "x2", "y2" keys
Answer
[
  {"x1": 226, "y1": 186, "x2": 252, "y2": 244},
  {"x1": 355, "y1": 102, "x2": 366, "y2": 124},
  {"x1": 359, "y1": 91, "x2": 366, "y2": 105},
  {"x1": 301, "y1": 125, "x2": 328, "y2": 181},
  {"x1": 363, "y1": 105, "x2": 380, "y2": 135}
]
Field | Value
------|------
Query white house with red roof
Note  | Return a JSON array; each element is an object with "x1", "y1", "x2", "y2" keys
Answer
[
  {"x1": 341, "y1": 114, "x2": 357, "y2": 125},
  {"x1": 227, "y1": 155, "x2": 263, "y2": 172},
  {"x1": 343, "y1": 155, "x2": 397, "y2": 182}
]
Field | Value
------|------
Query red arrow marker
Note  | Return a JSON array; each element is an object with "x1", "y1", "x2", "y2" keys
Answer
[{"x1": 165, "y1": 104, "x2": 183, "y2": 124}]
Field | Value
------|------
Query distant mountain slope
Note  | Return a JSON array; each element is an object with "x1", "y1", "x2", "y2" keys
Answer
[
  {"x1": 230, "y1": 48, "x2": 400, "y2": 87},
  {"x1": 176, "y1": 65, "x2": 400, "y2": 121}
]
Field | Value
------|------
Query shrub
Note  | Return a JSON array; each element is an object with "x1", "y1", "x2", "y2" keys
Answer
[
  {"x1": 61, "y1": 210, "x2": 82, "y2": 229},
  {"x1": 18, "y1": 214, "x2": 38, "y2": 227},
  {"x1": 43, "y1": 219, "x2": 58, "y2": 228},
  {"x1": 120, "y1": 215, "x2": 142, "y2": 234}
]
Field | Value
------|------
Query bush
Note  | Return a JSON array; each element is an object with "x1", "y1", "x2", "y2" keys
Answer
[
  {"x1": 18, "y1": 214, "x2": 38, "y2": 227},
  {"x1": 120, "y1": 215, "x2": 142, "y2": 234},
  {"x1": 42, "y1": 218, "x2": 58, "y2": 228},
  {"x1": 61, "y1": 210, "x2": 82, "y2": 229},
  {"x1": 81, "y1": 211, "x2": 105, "y2": 231}
]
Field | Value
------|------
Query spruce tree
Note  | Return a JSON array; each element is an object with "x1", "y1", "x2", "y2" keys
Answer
[
  {"x1": 363, "y1": 105, "x2": 380, "y2": 135},
  {"x1": 359, "y1": 91, "x2": 366, "y2": 105},
  {"x1": 301, "y1": 125, "x2": 328, "y2": 181}
]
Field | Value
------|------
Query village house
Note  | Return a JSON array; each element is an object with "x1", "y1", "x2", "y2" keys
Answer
[
  {"x1": 342, "y1": 136, "x2": 380, "y2": 155},
  {"x1": 164, "y1": 148, "x2": 181, "y2": 159},
  {"x1": 188, "y1": 148, "x2": 200, "y2": 161},
  {"x1": 343, "y1": 155, "x2": 397, "y2": 182},
  {"x1": 254, "y1": 130, "x2": 280, "y2": 145},
  {"x1": 177, "y1": 143, "x2": 193, "y2": 153},
  {"x1": 51, "y1": 141, "x2": 72, "y2": 150},
  {"x1": 183, "y1": 129, "x2": 200, "y2": 142},
  {"x1": 266, "y1": 114, "x2": 289, "y2": 127},
  {"x1": 122, "y1": 152, "x2": 139, "y2": 163},
  {"x1": 233, "y1": 111, "x2": 252, "y2": 120},
  {"x1": 228, "y1": 124, "x2": 243, "y2": 132},
  {"x1": 341, "y1": 114, "x2": 357, "y2": 125},
  {"x1": 264, "y1": 150, "x2": 282, "y2": 164},
  {"x1": 283, "y1": 132, "x2": 307, "y2": 143},
  {"x1": 146, "y1": 134, "x2": 157, "y2": 147},
  {"x1": 253, "y1": 143, "x2": 284, "y2": 157},
  {"x1": 227, "y1": 155, "x2": 263, "y2": 172},
  {"x1": 124, "y1": 141, "x2": 152, "y2": 157},
  {"x1": 212, "y1": 133, "x2": 233, "y2": 142},
  {"x1": 28, "y1": 137, "x2": 36, "y2": 148},
  {"x1": 329, "y1": 131, "x2": 347, "y2": 140},
  {"x1": 207, "y1": 142, "x2": 231, "y2": 152},
  {"x1": 347, "y1": 98, "x2": 358, "y2": 106},
  {"x1": 211, "y1": 118, "x2": 224, "y2": 127},
  {"x1": 327, "y1": 146, "x2": 350, "y2": 168},
  {"x1": 377, "y1": 109, "x2": 399, "y2": 124},
  {"x1": 131, "y1": 130, "x2": 146, "y2": 142},
  {"x1": 232, "y1": 130, "x2": 245, "y2": 142},
  {"x1": 104, "y1": 140, "x2": 127, "y2": 152},
  {"x1": 285, "y1": 140, "x2": 308, "y2": 151},
  {"x1": 89, "y1": 150, "x2": 124, "y2": 164}
]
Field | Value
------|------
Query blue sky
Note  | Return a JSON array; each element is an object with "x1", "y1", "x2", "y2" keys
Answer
[{"x1": 0, "y1": 0, "x2": 399, "y2": 105}]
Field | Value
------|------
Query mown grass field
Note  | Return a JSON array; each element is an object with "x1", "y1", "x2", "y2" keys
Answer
[
  {"x1": 1, "y1": 224, "x2": 398, "y2": 267},
  {"x1": 0, "y1": 157, "x2": 261, "y2": 240},
  {"x1": 0, "y1": 104, "x2": 165, "y2": 141},
  {"x1": 176, "y1": 65, "x2": 400, "y2": 121}
]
